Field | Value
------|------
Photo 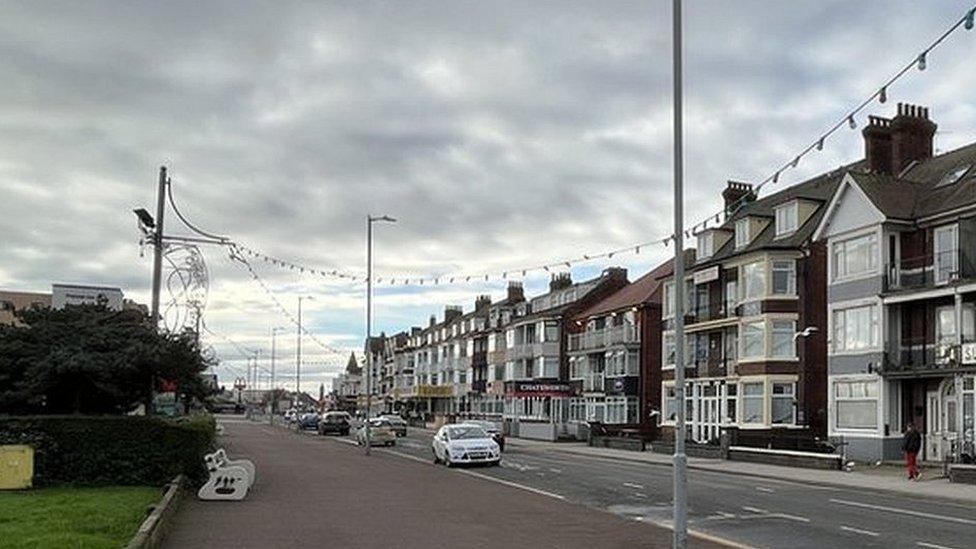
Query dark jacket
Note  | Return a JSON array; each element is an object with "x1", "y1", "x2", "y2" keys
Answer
[{"x1": 903, "y1": 430, "x2": 922, "y2": 454}]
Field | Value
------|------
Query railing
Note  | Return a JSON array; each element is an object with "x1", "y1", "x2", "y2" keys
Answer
[
  {"x1": 881, "y1": 342, "x2": 971, "y2": 373},
  {"x1": 568, "y1": 325, "x2": 639, "y2": 351},
  {"x1": 508, "y1": 341, "x2": 559, "y2": 359},
  {"x1": 884, "y1": 249, "x2": 962, "y2": 290},
  {"x1": 471, "y1": 380, "x2": 487, "y2": 393}
]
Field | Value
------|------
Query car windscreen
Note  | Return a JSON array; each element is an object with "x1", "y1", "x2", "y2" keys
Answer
[
  {"x1": 447, "y1": 426, "x2": 488, "y2": 440},
  {"x1": 368, "y1": 420, "x2": 390, "y2": 427},
  {"x1": 325, "y1": 415, "x2": 347, "y2": 422}
]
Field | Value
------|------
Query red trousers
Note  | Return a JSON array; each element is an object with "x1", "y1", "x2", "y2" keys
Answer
[{"x1": 905, "y1": 452, "x2": 919, "y2": 479}]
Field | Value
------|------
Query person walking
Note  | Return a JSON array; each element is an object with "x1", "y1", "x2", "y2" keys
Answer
[{"x1": 903, "y1": 423, "x2": 922, "y2": 481}]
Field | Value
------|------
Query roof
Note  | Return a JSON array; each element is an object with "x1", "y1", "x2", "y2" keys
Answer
[
  {"x1": 574, "y1": 252, "x2": 693, "y2": 319},
  {"x1": 847, "y1": 172, "x2": 919, "y2": 220}
]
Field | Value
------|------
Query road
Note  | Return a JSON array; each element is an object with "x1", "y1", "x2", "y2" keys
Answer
[
  {"x1": 164, "y1": 416, "x2": 720, "y2": 548},
  {"x1": 314, "y1": 422, "x2": 976, "y2": 549}
]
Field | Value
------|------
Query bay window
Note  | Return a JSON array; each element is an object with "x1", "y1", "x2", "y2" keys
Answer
[
  {"x1": 742, "y1": 382, "x2": 764, "y2": 423},
  {"x1": 832, "y1": 304, "x2": 879, "y2": 352},
  {"x1": 771, "y1": 320, "x2": 796, "y2": 358},
  {"x1": 772, "y1": 260, "x2": 796, "y2": 295},
  {"x1": 835, "y1": 379, "x2": 878, "y2": 430},
  {"x1": 606, "y1": 396, "x2": 638, "y2": 424},
  {"x1": 741, "y1": 321, "x2": 764, "y2": 359},
  {"x1": 741, "y1": 261, "x2": 765, "y2": 300},
  {"x1": 771, "y1": 382, "x2": 795, "y2": 424},
  {"x1": 832, "y1": 233, "x2": 878, "y2": 280}
]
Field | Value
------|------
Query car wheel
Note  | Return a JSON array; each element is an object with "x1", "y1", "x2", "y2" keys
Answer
[
  {"x1": 432, "y1": 449, "x2": 440, "y2": 464},
  {"x1": 444, "y1": 454, "x2": 453, "y2": 468}
]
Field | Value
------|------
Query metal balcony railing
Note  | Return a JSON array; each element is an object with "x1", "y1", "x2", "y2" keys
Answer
[
  {"x1": 568, "y1": 325, "x2": 639, "y2": 351},
  {"x1": 881, "y1": 341, "x2": 971, "y2": 373},
  {"x1": 884, "y1": 249, "x2": 963, "y2": 290},
  {"x1": 508, "y1": 341, "x2": 559, "y2": 359}
]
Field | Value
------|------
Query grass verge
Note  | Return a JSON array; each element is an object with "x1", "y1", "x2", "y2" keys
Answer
[{"x1": 0, "y1": 485, "x2": 160, "y2": 549}]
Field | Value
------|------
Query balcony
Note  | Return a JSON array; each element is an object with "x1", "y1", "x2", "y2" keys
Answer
[
  {"x1": 471, "y1": 379, "x2": 487, "y2": 393},
  {"x1": 569, "y1": 325, "x2": 639, "y2": 351},
  {"x1": 508, "y1": 341, "x2": 559, "y2": 359},
  {"x1": 884, "y1": 249, "x2": 964, "y2": 291},
  {"x1": 881, "y1": 341, "x2": 975, "y2": 375}
]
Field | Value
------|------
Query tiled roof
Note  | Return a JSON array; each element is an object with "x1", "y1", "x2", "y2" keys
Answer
[{"x1": 574, "y1": 251, "x2": 693, "y2": 319}]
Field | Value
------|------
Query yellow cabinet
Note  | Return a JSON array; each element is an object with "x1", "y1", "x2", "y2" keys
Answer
[{"x1": 0, "y1": 445, "x2": 34, "y2": 489}]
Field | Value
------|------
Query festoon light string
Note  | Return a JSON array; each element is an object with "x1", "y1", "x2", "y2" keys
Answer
[{"x1": 182, "y1": 6, "x2": 976, "y2": 289}]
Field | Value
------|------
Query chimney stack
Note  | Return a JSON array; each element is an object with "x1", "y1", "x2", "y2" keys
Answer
[
  {"x1": 506, "y1": 281, "x2": 524, "y2": 302},
  {"x1": 444, "y1": 305, "x2": 463, "y2": 323},
  {"x1": 549, "y1": 272, "x2": 573, "y2": 292},
  {"x1": 429, "y1": 315, "x2": 436, "y2": 327},
  {"x1": 602, "y1": 266, "x2": 628, "y2": 283},
  {"x1": 722, "y1": 181, "x2": 754, "y2": 217},
  {"x1": 474, "y1": 295, "x2": 491, "y2": 311},
  {"x1": 864, "y1": 103, "x2": 936, "y2": 175}
]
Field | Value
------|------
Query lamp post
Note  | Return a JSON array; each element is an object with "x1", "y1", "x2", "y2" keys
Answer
[
  {"x1": 672, "y1": 1, "x2": 687, "y2": 547},
  {"x1": 296, "y1": 295, "x2": 314, "y2": 408},
  {"x1": 366, "y1": 214, "x2": 396, "y2": 456},
  {"x1": 271, "y1": 326, "x2": 286, "y2": 420}
]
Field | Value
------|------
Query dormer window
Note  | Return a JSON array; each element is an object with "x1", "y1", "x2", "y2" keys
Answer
[
  {"x1": 774, "y1": 201, "x2": 798, "y2": 237},
  {"x1": 697, "y1": 232, "x2": 714, "y2": 259},
  {"x1": 735, "y1": 218, "x2": 750, "y2": 249}
]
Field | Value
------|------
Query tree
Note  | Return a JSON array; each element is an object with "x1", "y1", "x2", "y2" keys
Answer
[{"x1": 0, "y1": 304, "x2": 214, "y2": 415}]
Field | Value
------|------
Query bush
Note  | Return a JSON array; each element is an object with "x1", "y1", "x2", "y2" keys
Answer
[{"x1": 0, "y1": 414, "x2": 215, "y2": 486}]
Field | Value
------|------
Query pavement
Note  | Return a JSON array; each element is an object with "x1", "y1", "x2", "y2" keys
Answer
[
  {"x1": 163, "y1": 416, "x2": 723, "y2": 548},
  {"x1": 317, "y1": 421, "x2": 976, "y2": 549}
]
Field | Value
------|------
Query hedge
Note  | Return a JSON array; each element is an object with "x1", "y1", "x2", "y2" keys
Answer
[{"x1": 0, "y1": 414, "x2": 215, "y2": 486}]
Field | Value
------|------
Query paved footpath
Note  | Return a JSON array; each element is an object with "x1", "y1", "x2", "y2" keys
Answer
[{"x1": 164, "y1": 418, "x2": 723, "y2": 549}]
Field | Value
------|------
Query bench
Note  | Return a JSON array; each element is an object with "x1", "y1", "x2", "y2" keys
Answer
[{"x1": 197, "y1": 448, "x2": 256, "y2": 501}]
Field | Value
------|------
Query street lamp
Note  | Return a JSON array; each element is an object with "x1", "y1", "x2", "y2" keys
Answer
[
  {"x1": 365, "y1": 214, "x2": 396, "y2": 455},
  {"x1": 297, "y1": 296, "x2": 314, "y2": 408},
  {"x1": 271, "y1": 326, "x2": 287, "y2": 419}
]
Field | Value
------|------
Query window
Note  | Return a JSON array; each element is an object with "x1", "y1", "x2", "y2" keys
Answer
[
  {"x1": 742, "y1": 382, "x2": 764, "y2": 423},
  {"x1": 775, "y1": 201, "x2": 798, "y2": 236},
  {"x1": 741, "y1": 261, "x2": 765, "y2": 300},
  {"x1": 544, "y1": 321, "x2": 560, "y2": 342},
  {"x1": 833, "y1": 305, "x2": 879, "y2": 352},
  {"x1": 664, "y1": 385, "x2": 676, "y2": 422},
  {"x1": 606, "y1": 397, "x2": 637, "y2": 424},
  {"x1": 771, "y1": 383, "x2": 795, "y2": 424},
  {"x1": 936, "y1": 305, "x2": 976, "y2": 345},
  {"x1": 724, "y1": 327, "x2": 737, "y2": 363},
  {"x1": 664, "y1": 281, "x2": 675, "y2": 317},
  {"x1": 725, "y1": 280, "x2": 737, "y2": 317},
  {"x1": 835, "y1": 379, "x2": 878, "y2": 430},
  {"x1": 741, "y1": 321, "x2": 764, "y2": 359},
  {"x1": 735, "y1": 218, "x2": 750, "y2": 248},
  {"x1": 934, "y1": 224, "x2": 959, "y2": 284},
  {"x1": 832, "y1": 233, "x2": 878, "y2": 280},
  {"x1": 771, "y1": 320, "x2": 796, "y2": 358},
  {"x1": 935, "y1": 164, "x2": 970, "y2": 188},
  {"x1": 664, "y1": 333, "x2": 675, "y2": 366},
  {"x1": 771, "y1": 260, "x2": 796, "y2": 295},
  {"x1": 725, "y1": 384, "x2": 737, "y2": 423},
  {"x1": 698, "y1": 232, "x2": 714, "y2": 259},
  {"x1": 569, "y1": 398, "x2": 586, "y2": 421}
]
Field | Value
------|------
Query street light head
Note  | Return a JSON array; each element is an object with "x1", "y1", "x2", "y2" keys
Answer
[
  {"x1": 133, "y1": 208, "x2": 155, "y2": 229},
  {"x1": 369, "y1": 214, "x2": 397, "y2": 224}
]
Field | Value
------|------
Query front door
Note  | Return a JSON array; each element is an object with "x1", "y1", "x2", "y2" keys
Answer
[{"x1": 925, "y1": 390, "x2": 943, "y2": 461}]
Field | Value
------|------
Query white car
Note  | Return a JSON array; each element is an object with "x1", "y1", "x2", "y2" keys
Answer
[{"x1": 431, "y1": 424, "x2": 501, "y2": 467}]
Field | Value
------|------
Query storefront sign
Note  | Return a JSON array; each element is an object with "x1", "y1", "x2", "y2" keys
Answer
[
  {"x1": 417, "y1": 385, "x2": 454, "y2": 397},
  {"x1": 963, "y1": 343, "x2": 976, "y2": 365},
  {"x1": 510, "y1": 381, "x2": 571, "y2": 398},
  {"x1": 693, "y1": 266, "x2": 719, "y2": 285}
]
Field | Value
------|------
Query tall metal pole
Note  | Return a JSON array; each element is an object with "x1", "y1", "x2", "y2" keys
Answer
[
  {"x1": 297, "y1": 297, "x2": 303, "y2": 405},
  {"x1": 271, "y1": 328, "x2": 277, "y2": 418},
  {"x1": 672, "y1": 1, "x2": 688, "y2": 547},
  {"x1": 147, "y1": 166, "x2": 167, "y2": 415},
  {"x1": 365, "y1": 216, "x2": 373, "y2": 455}
]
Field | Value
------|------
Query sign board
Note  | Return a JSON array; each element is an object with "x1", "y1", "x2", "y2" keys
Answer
[
  {"x1": 52, "y1": 284, "x2": 123, "y2": 311},
  {"x1": 693, "y1": 266, "x2": 719, "y2": 285},
  {"x1": 963, "y1": 343, "x2": 976, "y2": 365},
  {"x1": 417, "y1": 385, "x2": 454, "y2": 397},
  {"x1": 509, "y1": 381, "x2": 571, "y2": 398}
]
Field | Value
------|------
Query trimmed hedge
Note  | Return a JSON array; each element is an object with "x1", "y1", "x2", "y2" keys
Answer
[{"x1": 0, "y1": 414, "x2": 215, "y2": 486}]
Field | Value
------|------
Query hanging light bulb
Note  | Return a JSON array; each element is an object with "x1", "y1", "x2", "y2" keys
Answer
[
  {"x1": 816, "y1": 137, "x2": 825, "y2": 151},
  {"x1": 791, "y1": 156, "x2": 800, "y2": 169},
  {"x1": 772, "y1": 171, "x2": 779, "y2": 184},
  {"x1": 879, "y1": 86, "x2": 887, "y2": 104},
  {"x1": 917, "y1": 52, "x2": 927, "y2": 71},
  {"x1": 966, "y1": 8, "x2": 975, "y2": 30},
  {"x1": 848, "y1": 115, "x2": 857, "y2": 129}
]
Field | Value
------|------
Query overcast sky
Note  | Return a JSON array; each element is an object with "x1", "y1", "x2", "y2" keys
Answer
[{"x1": 2, "y1": 1, "x2": 975, "y2": 393}]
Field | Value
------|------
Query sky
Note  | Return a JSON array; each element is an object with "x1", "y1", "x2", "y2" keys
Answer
[{"x1": 2, "y1": 1, "x2": 975, "y2": 393}]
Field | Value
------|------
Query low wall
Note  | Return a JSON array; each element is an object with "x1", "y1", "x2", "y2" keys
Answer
[
  {"x1": 590, "y1": 436, "x2": 644, "y2": 452},
  {"x1": 518, "y1": 422, "x2": 558, "y2": 442},
  {"x1": 728, "y1": 446, "x2": 842, "y2": 470},
  {"x1": 650, "y1": 443, "x2": 724, "y2": 459},
  {"x1": 949, "y1": 464, "x2": 976, "y2": 484}
]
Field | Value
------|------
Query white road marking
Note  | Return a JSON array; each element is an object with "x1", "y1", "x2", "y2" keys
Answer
[
  {"x1": 775, "y1": 513, "x2": 810, "y2": 523},
  {"x1": 755, "y1": 486, "x2": 774, "y2": 493},
  {"x1": 632, "y1": 493, "x2": 648, "y2": 498},
  {"x1": 623, "y1": 482, "x2": 645, "y2": 490},
  {"x1": 651, "y1": 520, "x2": 755, "y2": 549},
  {"x1": 548, "y1": 468, "x2": 562, "y2": 474},
  {"x1": 742, "y1": 506, "x2": 768, "y2": 514},
  {"x1": 459, "y1": 470, "x2": 566, "y2": 500},
  {"x1": 739, "y1": 506, "x2": 808, "y2": 523},
  {"x1": 830, "y1": 498, "x2": 976, "y2": 526},
  {"x1": 917, "y1": 542, "x2": 957, "y2": 549},
  {"x1": 840, "y1": 526, "x2": 879, "y2": 537}
]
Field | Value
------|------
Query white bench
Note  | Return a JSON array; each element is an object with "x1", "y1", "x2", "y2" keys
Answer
[{"x1": 197, "y1": 448, "x2": 256, "y2": 501}]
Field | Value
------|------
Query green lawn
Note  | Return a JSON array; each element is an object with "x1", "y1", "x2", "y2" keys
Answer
[{"x1": 0, "y1": 485, "x2": 160, "y2": 549}]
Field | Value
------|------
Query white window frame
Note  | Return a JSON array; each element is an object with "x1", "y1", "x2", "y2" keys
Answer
[
  {"x1": 771, "y1": 382, "x2": 796, "y2": 425},
  {"x1": 740, "y1": 260, "x2": 766, "y2": 301},
  {"x1": 740, "y1": 320, "x2": 765, "y2": 360},
  {"x1": 831, "y1": 302, "x2": 880, "y2": 354},
  {"x1": 831, "y1": 376, "x2": 880, "y2": 433},
  {"x1": 735, "y1": 218, "x2": 750, "y2": 249},
  {"x1": 774, "y1": 201, "x2": 799, "y2": 237},
  {"x1": 741, "y1": 382, "x2": 765, "y2": 424},
  {"x1": 771, "y1": 260, "x2": 796, "y2": 296},
  {"x1": 697, "y1": 232, "x2": 714, "y2": 259},
  {"x1": 831, "y1": 231, "x2": 879, "y2": 282},
  {"x1": 934, "y1": 224, "x2": 959, "y2": 285},
  {"x1": 663, "y1": 281, "x2": 675, "y2": 318},
  {"x1": 770, "y1": 320, "x2": 796, "y2": 359}
]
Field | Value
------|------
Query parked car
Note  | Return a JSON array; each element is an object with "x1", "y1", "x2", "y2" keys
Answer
[
  {"x1": 297, "y1": 411, "x2": 320, "y2": 430},
  {"x1": 318, "y1": 411, "x2": 351, "y2": 436},
  {"x1": 431, "y1": 424, "x2": 500, "y2": 467},
  {"x1": 356, "y1": 418, "x2": 397, "y2": 447},
  {"x1": 459, "y1": 420, "x2": 505, "y2": 452},
  {"x1": 379, "y1": 414, "x2": 408, "y2": 437}
]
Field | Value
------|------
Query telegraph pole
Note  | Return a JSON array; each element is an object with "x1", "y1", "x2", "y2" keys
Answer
[
  {"x1": 297, "y1": 297, "x2": 303, "y2": 403},
  {"x1": 672, "y1": 0, "x2": 688, "y2": 546},
  {"x1": 147, "y1": 166, "x2": 168, "y2": 415}
]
